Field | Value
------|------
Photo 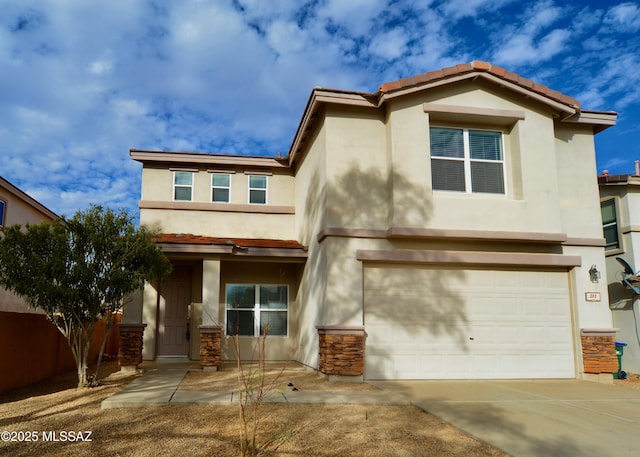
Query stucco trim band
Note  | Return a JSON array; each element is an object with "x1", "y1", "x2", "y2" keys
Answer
[
  {"x1": 139, "y1": 200, "x2": 295, "y2": 214},
  {"x1": 423, "y1": 103, "x2": 525, "y2": 126},
  {"x1": 580, "y1": 328, "x2": 620, "y2": 337},
  {"x1": 356, "y1": 249, "x2": 581, "y2": 269},
  {"x1": 317, "y1": 226, "x2": 569, "y2": 244},
  {"x1": 387, "y1": 227, "x2": 568, "y2": 243}
]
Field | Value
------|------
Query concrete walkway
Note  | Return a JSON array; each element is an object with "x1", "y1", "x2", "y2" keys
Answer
[
  {"x1": 370, "y1": 379, "x2": 640, "y2": 457},
  {"x1": 101, "y1": 361, "x2": 409, "y2": 409}
]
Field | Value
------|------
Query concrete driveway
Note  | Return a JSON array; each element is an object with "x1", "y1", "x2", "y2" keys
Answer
[{"x1": 370, "y1": 380, "x2": 640, "y2": 457}]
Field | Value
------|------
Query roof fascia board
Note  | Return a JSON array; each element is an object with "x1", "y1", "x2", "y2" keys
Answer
[{"x1": 130, "y1": 150, "x2": 288, "y2": 169}]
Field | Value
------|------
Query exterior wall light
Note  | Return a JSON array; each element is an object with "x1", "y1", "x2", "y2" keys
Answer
[{"x1": 589, "y1": 265, "x2": 601, "y2": 283}]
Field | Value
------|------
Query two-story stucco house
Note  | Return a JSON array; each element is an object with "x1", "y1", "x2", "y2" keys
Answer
[
  {"x1": 122, "y1": 61, "x2": 619, "y2": 381},
  {"x1": 599, "y1": 164, "x2": 640, "y2": 375}
]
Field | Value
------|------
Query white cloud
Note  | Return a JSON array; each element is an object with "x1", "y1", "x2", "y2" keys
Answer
[
  {"x1": 317, "y1": 0, "x2": 388, "y2": 36},
  {"x1": 489, "y1": 0, "x2": 570, "y2": 66},
  {"x1": 266, "y1": 20, "x2": 307, "y2": 54},
  {"x1": 368, "y1": 28, "x2": 409, "y2": 60},
  {"x1": 520, "y1": 0, "x2": 564, "y2": 35},
  {"x1": 493, "y1": 27, "x2": 570, "y2": 66},
  {"x1": 604, "y1": 2, "x2": 640, "y2": 33},
  {"x1": 440, "y1": 0, "x2": 515, "y2": 20}
]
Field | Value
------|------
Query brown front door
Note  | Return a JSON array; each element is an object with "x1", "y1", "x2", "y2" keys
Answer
[{"x1": 158, "y1": 268, "x2": 192, "y2": 356}]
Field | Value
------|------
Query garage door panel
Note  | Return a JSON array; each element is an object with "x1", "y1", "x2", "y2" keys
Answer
[{"x1": 364, "y1": 267, "x2": 575, "y2": 380}]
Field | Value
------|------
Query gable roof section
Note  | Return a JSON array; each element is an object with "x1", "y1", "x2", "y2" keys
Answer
[
  {"x1": 288, "y1": 61, "x2": 617, "y2": 167},
  {"x1": 0, "y1": 176, "x2": 58, "y2": 221},
  {"x1": 377, "y1": 61, "x2": 581, "y2": 109}
]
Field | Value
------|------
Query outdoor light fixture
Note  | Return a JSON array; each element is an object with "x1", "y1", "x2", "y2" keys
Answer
[{"x1": 589, "y1": 265, "x2": 601, "y2": 283}]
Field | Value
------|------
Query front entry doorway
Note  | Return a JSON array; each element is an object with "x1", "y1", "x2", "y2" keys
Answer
[{"x1": 158, "y1": 268, "x2": 192, "y2": 357}]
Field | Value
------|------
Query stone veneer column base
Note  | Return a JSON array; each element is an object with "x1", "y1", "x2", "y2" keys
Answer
[
  {"x1": 317, "y1": 325, "x2": 366, "y2": 381},
  {"x1": 580, "y1": 328, "x2": 619, "y2": 381},
  {"x1": 199, "y1": 325, "x2": 223, "y2": 371},
  {"x1": 117, "y1": 323, "x2": 146, "y2": 372}
]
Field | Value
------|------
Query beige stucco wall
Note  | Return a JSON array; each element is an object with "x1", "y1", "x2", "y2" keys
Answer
[
  {"x1": 139, "y1": 166, "x2": 295, "y2": 239},
  {"x1": 399, "y1": 85, "x2": 562, "y2": 233},
  {"x1": 555, "y1": 125, "x2": 605, "y2": 239},
  {"x1": 324, "y1": 106, "x2": 389, "y2": 229},
  {"x1": 141, "y1": 167, "x2": 294, "y2": 206},
  {"x1": 141, "y1": 209, "x2": 296, "y2": 240},
  {"x1": 293, "y1": 120, "x2": 328, "y2": 368}
]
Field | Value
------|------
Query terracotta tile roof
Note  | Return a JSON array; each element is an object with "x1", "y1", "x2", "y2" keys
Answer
[
  {"x1": 154, "y1": 233, "x2": 306, "y2": 250},
  {"x1": 378, "y1": 60, "x2": 581, "y2": 109}
]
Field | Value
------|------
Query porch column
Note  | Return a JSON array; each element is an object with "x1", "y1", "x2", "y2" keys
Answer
[
  {"x1": 202, "y1": 258, "x2": 221, "y2": 325},
  {"x1": 317, "y1": 325, "x2": 367, "y2": 382},
  {"x1": 201, "y1": 258, "x2": 222, "y2": 369},
  {"x1": 117, "y1": 323, "x2": 146, "y2": 372}
]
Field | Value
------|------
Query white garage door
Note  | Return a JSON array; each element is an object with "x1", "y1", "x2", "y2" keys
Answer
[{"x1": 364, "y1": 265, "x2": 575, "y2": 379}]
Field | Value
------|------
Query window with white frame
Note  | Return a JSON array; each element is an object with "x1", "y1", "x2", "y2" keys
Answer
[
  {"x1": 0, "y1": 199, "x2": 5, "y2": 226},
  {"x1": 601, "y1": 198, "x2": 620, "y2": 251},
  {"x1": 248, "y1": 175, "x2": 267, "y2": 204},
  {"x1": 211, "y1": 173, "x2": 231, "y2": 203},
  {"x1": 173, "y1": 171, "x2": 193, "y2": 201},
  {"x1": 430, "y1": 127, "x2": 505, "y2": 194},
  {"x1": 226, "y1": 284, "x2": 288, "y2": 336}
]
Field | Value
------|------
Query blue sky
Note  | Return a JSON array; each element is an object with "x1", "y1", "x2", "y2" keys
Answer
[{"x1": 1, "y1": 0, "x2": 639, "y2": 218}]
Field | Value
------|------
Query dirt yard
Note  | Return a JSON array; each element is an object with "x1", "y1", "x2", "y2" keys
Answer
[{"x1": 0, "y1": 362, "x2": 509, "y2": 457}]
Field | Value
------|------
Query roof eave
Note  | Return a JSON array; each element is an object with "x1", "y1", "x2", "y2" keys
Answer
[
  {"x1": 130, "y1": 149, "x2": 289, "y2": 169},
  {"x1": 562, "y1": 110, "x2": 618, "y2": 133},
  {"x1": 157, "y1": 242, "x2": 308, "y2": 259}
]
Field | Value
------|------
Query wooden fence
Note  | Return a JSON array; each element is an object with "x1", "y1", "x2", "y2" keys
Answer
[{"x1": 0, "y1": 311, "x2": 121, "y2": 393}]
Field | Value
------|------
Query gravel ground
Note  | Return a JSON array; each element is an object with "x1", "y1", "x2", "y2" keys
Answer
[{"x1": 0, "y1": 362, "x2": 508, "y2": 457}]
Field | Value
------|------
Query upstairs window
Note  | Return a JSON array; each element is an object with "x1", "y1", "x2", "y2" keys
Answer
[
  {"x1": 248, "y1": 175, "x2": 267, "y2": 204},
  {"x1": 0, "y1": 199, "x2": 5, "y2": 226},
  {"x1": 226, "y1": 284, "x2": 288, "y2": 336},
  {"x1": 211, "y1": 173, "x2": 231, "y2": 203},
  {"x1": 173, "y1": 171, "x2": 193, "y2": 201},
  {"x1": 430, "y1": 127, "x2": 505, "y2": 194},
  {"x1": 601, "y1": 199, "x2": 620, "y2": 251}
]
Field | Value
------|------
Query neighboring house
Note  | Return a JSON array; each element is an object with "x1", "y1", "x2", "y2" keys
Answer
[
  {"x1": 124, "y1": 61, "x2": 618, "y2": 381},
  {"x1": 599, "y1": 164, "x2": 640, "y2": 374},
  {"x1": 0, "y1": 176, "x2": 62, "y2": 392}
]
